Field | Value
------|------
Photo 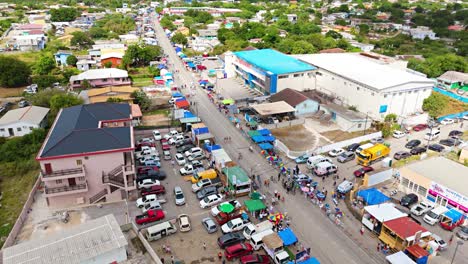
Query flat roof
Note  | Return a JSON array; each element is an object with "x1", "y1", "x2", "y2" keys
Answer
[
  {"x1": 403, "y1": 157, "x2": 468, "y2": 197},
  {"x1": 294, "y1": 53, "x2": 434, "y2": 91},
  {"x1": 252, "y1": 101, "x2": 296, "y2": 116},
  {"x1": 2, "y1": 215, "x2": 127, "y2": 264},
  {"x1": 322, "y1": 103, "x2": 366, "y2": 121},
  {"x1": 234, "y1": 49, "x2": 316, "y2": 75},
  {"x1": 364, "y1": 203, "x2": 407, "y2": 222}
]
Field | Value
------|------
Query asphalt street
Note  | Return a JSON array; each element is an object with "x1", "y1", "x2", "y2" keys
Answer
[{"x1": 152, "y1": 15, "x2": 382, "y2": 264}]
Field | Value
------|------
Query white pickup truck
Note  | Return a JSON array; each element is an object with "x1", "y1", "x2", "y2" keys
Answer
[
  {"x1": 192, "y1": 178, "x2": 222, "y2": 193},
  {"x1": 136, "y1": 147, "x2": 158, "y2": 159},
  {"x1": 411, "y1": 201, "x2": 434, "y2": 216}
]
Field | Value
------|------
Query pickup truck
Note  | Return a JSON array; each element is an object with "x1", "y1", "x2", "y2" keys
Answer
[
  {"x1": 135, "y1": 209, "x2": 165, "y2": 225},
  {"x1": 192, "y1": 178, "x2": 222, "y2": 193},
  {"x1": 221, "y1": 218, "x2": 250, "y2": 234},
  {"x1": 180, "y1": 164, "x2": 195, "y2": 175},
  {"x1": 136, "y1": 147, "x2": 158, "y2": 159},
  {"x1": 215, "y1": 209, "x2": 245, "y2": 225},
  {"x1": 411, "y1": 201, "x2": 434, "y2": 216}
]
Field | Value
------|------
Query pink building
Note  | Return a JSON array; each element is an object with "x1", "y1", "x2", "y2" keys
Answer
[
  {"x1": 69, "y1": 68, "x2": 131, "y2": 89},
  {"x1": 36, "y1": 103, "x2": 137, "y2": 208}
]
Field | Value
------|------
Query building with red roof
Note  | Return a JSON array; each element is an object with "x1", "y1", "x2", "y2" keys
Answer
[
  {"x1": 175, "y1": 99, "x2": 190, "y2": 109},
  {"x1": 379, "y1": 217, "x2": 432, "y2": 250}
]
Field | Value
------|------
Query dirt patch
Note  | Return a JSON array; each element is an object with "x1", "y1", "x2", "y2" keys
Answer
[
  {"x1": 142, "y1": 114, "x2": 170, "y2": 126},
  {"x1": 0, "y1": 87, "x2": 24, "y2": 98},
  {"x1": 321, "y1": 129, "x2": 377, "y2": 142},
  {"x1": 271, "y1": 125, "x2": 317, "y2": 151}
]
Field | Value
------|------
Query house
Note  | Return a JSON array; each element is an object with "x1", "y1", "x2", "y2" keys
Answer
[
  {"x1": 448, "y1": 25, "x2": 464, "y2": 31},
  {"x1": 269, "y1": 88, "x2": 319, "y2": 115},
  {"x1": 349, "y1": 41, "x2": 375, "y2": 52},
  {"x1": 320, "y1": 102, "x2": 371, "y2": 132},
  {"x1": 76, "y1": 59, "x2": 97, "y2": 71},
  {"x1": 131, "y1": 104, "x2": 142, "y2": 126},
  {"x1": 376, "y1": 12, "x2": 390, "y2": 21},
  {"x1": 100, "y1": 53, "x2": 123, "y2": 68},
  {"x1": 54, "y1": 50, "x2": 73, "y2": 66},
  {"x1": 70, "y1": 69, "x2": 131, "y2": 89},
  {"x1": 436, "y1": 71, "x2": 468, "y2": 92},
  {"x1": 0, "y1": 106, "x2": 49, "y2": 137},
  {"x1": 36, "y1": 103, "x2": 137, "y2": 208},
  {"x1": 85, "y1": 86, "x2": 140, "y2": 104},
  {"x1": 9, "y1": 34, "x2": 46, "y2": 51},
  {"x1": 1, "y1": 214, "x2": 128, "y2": 264},
  {"x1": 197, "y1": 29, "x2": 218, "y2": 39},
  {"x1": 119, "y1": 34, "x2": 139, "y2": 43},
  {"x1": 176, "y1": 26, "x2": 190, "y2": 36},
  {"x1": 287, "y1": 14, "x2": 298, "y2": 24},
  {"x1": 405, "y1": 26, "x2": 438, "y2": 40}
]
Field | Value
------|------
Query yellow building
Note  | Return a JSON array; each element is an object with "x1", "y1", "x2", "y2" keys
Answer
[
  {"x1": 87, "y1": 86, "x2": 140, "y2": 104},
  {"x1": 177, "y1": 26, "x2": 190, "y2": 36},
  {"x1": 378, "y1": 217, "x2": 431, "y2": 251}
]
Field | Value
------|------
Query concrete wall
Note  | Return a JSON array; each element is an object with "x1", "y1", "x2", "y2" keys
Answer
[
  {"x1": 295, "y1": 99, "x2": 319, "y2": 115},
  {"x1": 276, "y1": 72, "x2": 316, "y2": 93},
  {"x1": 0, "y1": 121, "x2": 40, "y2": 137},
  {"x1": 366, "y1": 169, "x2": 393, "y2": 187},
  {"x1": 82, "y1": 247, "x2": 127, "y2": 264}
]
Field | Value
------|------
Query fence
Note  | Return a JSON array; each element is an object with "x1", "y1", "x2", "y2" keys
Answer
[
  {"x1": 2, "y1": 176, "x2": 41, "y2": 249},
  {"x1": 437, "y1": 110, "x2": 468, "y2": 122},
  {"x1": 275, "y1": 131, "x2": 382, "y2": 159},
  {"x1": 131, "y1": 222, "x2": 162, "y2": 264},
  {"x1": 259, "y1": 118, "x2": 305, "y2": 130}
]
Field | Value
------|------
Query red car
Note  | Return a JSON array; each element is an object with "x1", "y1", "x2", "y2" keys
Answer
[
  {"x1": 161, "y1": 139, "x2": 171, "y2": 150},
  {"x1": 197, "y1": 65, "x2": 207, "y2": 70},
  {"x1": 413, "y1": 124, "x2": 428, "y2": 131},
  {"x1": 225, "y1": 243, "x2": 254, "y2": 260},
  {"x1": 135, "y1": 209, "x2": 165, "y2": 225},
  {"x1": 137, "y1": 166, "x2": 159, "y2": 174},
  {"x1": 353, "y1": 166, "x2": 374, "y2": 177},
  {"x1": 141, "y1": 185, "x2": 166, "y2": 196},
  {"x1": 136, "y1": 142, "x2": 156, "y2": 150},
  {"x1": 240, "y1": 254, "x2": 271, "y2": 264}
]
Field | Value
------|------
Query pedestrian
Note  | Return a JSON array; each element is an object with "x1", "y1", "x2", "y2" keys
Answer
[
  {"x1": 333, "y1": 181, "x2": 337, "y2": 187},
  {"x1": 203, "y1": 242, "x2": 206, "y2": 250},
  {"x1": 257, "y1": 174, "x2": 261, "y2": 184},
  {"x1": 171, "y1": 159, "x2": 175, "y2": 167},
  {"x1": 449, "y1": 234, "x2": 454, "y2": 245},
  {"x1": 161, "y1": 258, "x2": 165, "y2": 264},
  {"x1": 322, "y1": 176, "x2": 325, "y2": 182},
  {"x1": 171, "y1": 255, "x2": 175, "y2": 264},
  {"x1": 377, "y1": 242, "x2": 380, "y2": 252},
  {"x1": 277, "y1": 193, "x2": 281, "y2": 201},
  {"x1": 228, "y1": 136, "x2": 231, "y2": 142},
  {"x1": 360, "y1": 225, "x2": 365, "y2": 235},
  {"x1": 218, "y1": 252, "x2": 223, "y2": 260},
  {"x1": 278, "y1": 172, "x2": 281, "y2": 181},
  {"x1": 295, "y1": 164, "x2": 299, "y2": 174}
]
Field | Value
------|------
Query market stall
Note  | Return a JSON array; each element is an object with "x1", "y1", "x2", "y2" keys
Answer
[
  {"x1": 356, "y1": 188, "x2": 390, "y2": 205},
  {"x1": 278, "y1": 228, "x2": 298, "y2": 246},
  {"x1": 361, "y1": 203, "x2": 407, "y2": 234}
]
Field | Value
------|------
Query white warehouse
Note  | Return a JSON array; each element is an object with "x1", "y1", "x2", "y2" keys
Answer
[{"x1": 295, "y1": 53, "x2": 435, "y2": 120}]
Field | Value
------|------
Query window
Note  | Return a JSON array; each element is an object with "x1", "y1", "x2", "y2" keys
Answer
[
  {"x1": 84, "y1": 156, "x2": 89, "y2": 160},
  {"x1": 399, "y1": 92, "x2": 403, "y2": 96},
  {"x1": 371, "y1": 93, "x2": 375, "y2": 96},
  {"x1": 331, "y1": 77, "x2": 335, "y2": 80},
  {"x1": 56, "y1": 179, "x2": 62, "y2": 184},
  {"x1": 114, "y1": 78, "x2": 120, "y2": 81},
  {"x1": 76, "y1": 160, "x2": 82, "y2": 166},
  {"x1": 29, "y1": 127, "x2": 33, "y2": 130},
  {"x1": 316, "y1": 72, "x2": 322, "y2": 76},
  {"x1": 0, "y1": 128, "x2": 4, "y2": 132},
  {"x1": 401, "y1": 177, "x2": 409, "y2": 187},
  {"x1": 357, "y1": 123, "x2": 362, "y2": 128},
  {"x1": 17, "y1": 127, "x2": 22, "y2": 132},
  {"x1": 78, "y1": 177, "x2": 85, "y2": 181},
  {"x1": 293, "y1": 73, "x2": 303, "y2": 77},
  {"x1": 384, "y1": 94, "x2": 387, "y2": 98},
  {"x1": 357, "y1": 87, "x2": 360, "y2": 91},
  {"x1": 344, "y1": 81, "x2": 347, "y2": 85},
  {"x1": 418, "y1": 186, "x2": 427, "y2": 196},
  {"x1": 102, "y1": 78, "x2": 108, "y2": 82},
  {"x1": 278, "y1": 75, "x2": 289, "y2": 79}
]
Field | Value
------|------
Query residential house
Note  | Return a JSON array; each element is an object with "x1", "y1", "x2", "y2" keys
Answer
[
  {"x1": 376, "y1": 12, "x2": 390, "y2": 21},
  {"x1": 162, "y1": 7, "x2": 242, "y2": 17},
  {"x1": 176, "y1": 26, "x2": 190, "y2": 36},
  {"x1": 131, "y1": 104, "x2": 142, "y2": 126},
  {"x1": 76, "y1": 59, "x2": 97, "y2": 71},
  {"x1": 448, "y1": 25, "x2": 465, "y2": 31},
  {"x1": 84, "y1": 86, "x2": 140, "y2": 104},
  {"x1": 349, "y1": 41, "x2": 375, "y2": 52},
  {"x1": 191, "y1": 37, "x2": 220, "y2": 52},
  {"x1": 1, "y1": 214, "x2": 128, "y2": 264},
  {"x1": 0, "y1": 106, "x2": 49, "y2": 137},
  {"x1": 279, "y1": 30, "x2": 288, "y2": 38},
  {"x1": 405, "y1": 26, "x2": 438, "y2": 40},
  {"x1": 54, "y1": 50, "x2": 73, "y2": 66},
  {"x1": 269, "y1": 88, "x2": 319, "y2": 115},
  {"x1": 287, "y1": 14, "x2": 298, "y2": 24},
  {"x1": 119, "y1": 34, "x2": 139, "y2": 43},
  {"x1": 100, "y1": 53, "x2": 123, "y2": 68},
  {"x1": 36, "y1": 103, "x2": 137, "y2": 208},
  {"x1": 70, "y1": 69, "x2": 131, "y2": 89},
  {"x1": 379, "y1": 217, "x2": 431, "y2": 250},
  {"x1": 197, "y1": 29, "x2": 218, "y2": 39},
  {"x1": 436, "y1": 71, "x2": 468, "y2": 92},
  {"x1": 9, "y1": 34, "x2": 46, "y2": 51}
]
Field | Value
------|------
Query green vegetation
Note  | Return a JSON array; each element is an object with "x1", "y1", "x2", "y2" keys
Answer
[
  {"x1": 171, "y1": 32, "x2": 188, "y2": 47},
  {"x1": 34, "y1": 54, "x2": 56, "y2": 75},
  {"x1": 89, "y1": 14, "x2": 136, "y2": 39},
  {"x1": 122, "y1": 44, "x2": 162, "y2": 68},
  {"x1": 66, "y1": 55, "x2": 78, "y2": 66},
  {"x1": 131, "y1": 90, "x2": 151, "y2": 111},
  {"x1": 408, "y1": 54, "x2": 468, "y2": 78},
  {"x1": 50, "y1": 8, "x2": 80, "y2": 22},
  {"x1": 70, "y1": 31, "x2": 95, "y2": 49},
  {"x1": 0, "y1": 56, "x2": 31, "y2": 87},
  {"x1": 27, "y1": 89, "x2": 83, "y2": 121},
  {"x1": 423, "y1": 92, "x2": 468, "y2": 118}
]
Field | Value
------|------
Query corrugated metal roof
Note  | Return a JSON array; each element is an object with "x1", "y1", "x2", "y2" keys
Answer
[
  {"x1": 2, "y1": 215, "x2": 127, "y2": 264},
  {"x1": 0, "y1": 106, "x2": 49, "y2": 126},
  {"x1": 71, "y1": 69, "x2": 128, "y2": 82}
]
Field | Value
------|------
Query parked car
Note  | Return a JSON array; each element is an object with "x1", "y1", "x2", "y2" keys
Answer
[
  {"x1": 161, "y1": 139, "x2": 171, "y2": 150},
  {"x1": 456, "y1": 226, "x2": 468, "y2": 240},
  {"x1": 163, "y1": 150, "x2": 172, "y2": 160},
  {"x1": 353, "y1": 166, "x2": 374, "y2": 177},
  {"x1": 428, "y1": 144, "x2": 445, "y2": 152},
  {"x1": 188, "y1": 151, "x2": 206, "y2": 161},
  {"x1": 202, "y1": 217, "x2": 218, "y2": 234},
  {"x1": 143, "y1": 159, "x2": 161, "y2": 167},
  {"x1": 135, "y1": 209, "x2": 165, "y2": 225},
  {"x1": 191, "y1": 160, "x2": 204, "y2": 169},
  {"x1": 392, "y1": 130, "x2": 406, "y2": 138},
  {"x1": 449, "y1": 130, "x2": 464, "y2": 138},
  {"x1": 18, "y1": 100, "x2": 30, "y2": 108},
  {"x1": 175, "y1": 153, "x2": 186, "y2": 165},
  {"x1": 175, "y1": 138, "x2": 193, "y2": 148},
  {"x1": 413, "y1": 124, "x2": 428, "y2": 131},
  {"x1": 410, "y1": 201, "x2": 434, "y2": 216},
  {"x1": 176, "y1": 144, "x2": 195, "y2": 154},
  {"x1": 400, "y1": 193, "x2": 418, "y2": 207},
  {"x1": 141, "y1": 201, "x2": 162, "y2": 213},
  {"x1": 192, "y1": 178, "x2": 222, "y2": 193},
  {"x1": 164, "y1": 130, "x2": 179, "y2": 140},
  {"x1": 185, "y1": 147, "x2": 203, "y2": 157},
  {"x1": 440, "y1": 118, "x2": 454, "y2": 125},
  {"x1": 196, "y1": 185, "x2": 218, "y2": 200},
  {"x1": 432, "y1": 234, "x2": 448, "y2": 251},
  {"x1": 180, "y1": 164, "x2": 195, "y2": 175},
  {"x1": 218, "y1": 232, "x2": 245, "y2": 248},
  {"x1": 136, "y1": 194, "x2": 158, "y2": 208},
  {"x1": 152, "y1": 130, "x2": 161, "y2": 140},
  {"x1": 211, "y1": 200, "x2": 242, "y2": 216},
  {"x1": 370, "y1": 137, "x2": 384, "y2": 144},
  {"x1": 221, "y1": 218, "x2": 250, "y2": 234},
  {"x1": 328, "y1": 148, "x2": 345, "y2": 157},
  {"x1": 140, "y1": 185, "x2": 166, "y2": 196},
  {"x1": 137, "y1": 170, "x2": 167, "y2": 182},
  {"x1": 439, "y1": 138, "x2": 458, "y2": 147},
  {"x1": 294, "y1": 154, "x2": 310, "y2": 164},
  {"x1": 137, "y1": 166, "x2": 159, "y2": 174},
  {"x1": 346, "y1": 143, "x2": 361, "y2": 152},
  {"x1": 337, "y1": 151, "x2": 355, "y2": 163},
  {"x1": 174, "y1": 186, "x2": 185, "y2": 205},
  {"x1": 138, "y1": 137, "x2": 154, "y2": 144},
  {"x1": 240, "y1": 254, "x2": 271, "y2": 264},
  {"x1": 177, "y1": 214, "x2": 191, "y2": 232},
  {"x1": 410, "y1": 147, "x2": 426, "y2": 155},
  {"x1": 138, "y1": 179, "x2": 160, "y2": 189},
  {"x1": 292, "y1": 174, "x2": 313, "y2": 184},
  {"x1": 405, "y1": 139, "x2": 421, "y2": 149},
  {"x1": 225, "y1": 243, "x2": 254, "y2": 260},
  {"x1": 200, "y1": 194, "x2": 223, "y2": 208},
  {"x1": 394, "y1": 151, "x2": 411, "y2": 160},
  {"x1": 138, "y1": 155, "x2": 160, "y2": 164},
  {"x1": 337, "y1": 180, "x2": 353, "y2": 193}
]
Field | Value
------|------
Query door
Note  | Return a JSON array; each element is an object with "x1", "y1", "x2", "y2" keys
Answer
[
  {"x1": 8, "y1": 128, "x2": 14, "y2": 136},
  {"x1": 161, "y1": 229, "x2": 167, "y2": 237},
  {"x1": 44, "y1": 163, "x2": 52, "y2": 174},
  {"x1": 68, "y1": 178, "x2": 76, "y2": 186}
]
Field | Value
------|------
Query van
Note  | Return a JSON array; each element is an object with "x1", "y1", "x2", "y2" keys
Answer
[
  {"x1": 356, "y1": 143, "x2": 374, "y2": 154},
  {"x1": 424, "y1": 129, "x2": 440, "y2": 140},
  {"x1": 313, "y1": 161, "x2": 338, "y2": 176},
  {"x1": 250, "y1": 229, "x2": 274, "y2": 250},
  {"x1": 145, "y1": 221, "x2": 177, "y2": 241},
  {"x1": 190, "y1": 169, "x2": 217, "y2": 183},
  {"x1": 423, "y1": 206, "x2": 448, "y2": 225},
  {"x1": 306, "y1": 155, "x2": 331, "y2": 169}
]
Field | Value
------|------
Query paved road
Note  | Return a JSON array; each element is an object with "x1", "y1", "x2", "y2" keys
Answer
[{"x1": 152, "y1": 15, "x2": 381, "y2": 264}]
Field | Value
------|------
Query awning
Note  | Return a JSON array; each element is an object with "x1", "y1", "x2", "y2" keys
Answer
[
  {"x1": 252, "y1": 135, "x2": 265, "y2": 143},
  {"x1": 175, "y1": 100, "x2": 189, "y2": 108},
  {"x1": 258, "y1": 143, "x2": 273, "y2": 150},
  {"x1": 257, "y1": 128, "x2": 271, "y2": 136},
  {"x1": 183, "y1": 111, "x2": 195, "y2": 118},
  {"x1": 278, "y1": 228, "x2": 298, "y2": 246},
  {"x1": 295, "y1": 258, "x2": 321, "y2": 264},
  {"x1": 172, "y1": 92, "x2": 183, "y2": 97},
  {"x1": 199, "y1": 79, "x2": 208, "y2": 84},
  {"x1": 187, "y1": 61, "x2": 196, "y2": 68},
  {"x1": 263, "y1": 136, "x2": 275, "y2": 142},
  {"x1": 222, "y1": 99, "x2": 235, "y2": 105},
  {"x1": 205, "y1": 144, "x2": 221, "y2": 153},
  {"x1": 252, "y1": 101, "x2": 296, "y2": 116},
  {"x1": 386, "y1": 251, "x2": 416, "y2": 264},
  {"x1": 248, "y1": 130, "x2": 261, "y2": 137},
  {"x1": 357, "y1": 188, "x2": 390, "y2": 205},
  {"x1": 196, "y1": 133, "x2": 214, "y2": 141},
  {"x1": 180, "y1": 117, "x2": 201, "y2": 123},
  {"x1": 244, "y1": 199, "x2": 266, "y2": 212}
]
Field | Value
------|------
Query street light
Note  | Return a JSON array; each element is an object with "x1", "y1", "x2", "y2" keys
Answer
[{"x1": 451, "y1": 240, "x2": 464, "y2": 264}]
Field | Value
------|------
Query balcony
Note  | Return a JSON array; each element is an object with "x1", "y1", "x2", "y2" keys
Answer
[
  {"x1": 41, "y1": 166, "x2": 85, "y2": 181},
  {"x1": 44, "y1": 182, "x2": 88, "y2": 197}
]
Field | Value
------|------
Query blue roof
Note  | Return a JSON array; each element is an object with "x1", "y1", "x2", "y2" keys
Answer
[
  {"x1": 294, "y1": 258, "x2": 320, "y2": 264},
  {"x1": 357, "y1": 188, "x2": 390, "y2": 205},
  {"x1": 444, "y1": 209, "x2": 465, "y2": 223},
  {"x1": 233, "y1": 49, "x2": 316, "y2": 75},
  {"x1": 278, "y1": 228, "x2": 297, "y2": 246}
]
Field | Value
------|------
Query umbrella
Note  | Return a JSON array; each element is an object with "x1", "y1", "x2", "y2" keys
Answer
[
  {"x1": 219, "y1": 203, "x2": 235, "y2": 213},
  {"x1": 268, "y1": 213, "x2": 285, "y2": 223},
  {"x1": 222, "y1": 99, "x2": 235, "y2": 105},
  {"x1": 301, "y1": 186, "x2": 310, "y2": 192},
  {"x1": 250, "y1": 192, "x2": 261, "y2": 200}
]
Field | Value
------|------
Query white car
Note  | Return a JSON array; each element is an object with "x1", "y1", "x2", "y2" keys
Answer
[
  {"x1": 138, "y1": 137, "x2": 154, "y2": 144},
  {"x1": 440, "y1": 118, "x2": 454, "y2": 125},
  {"x1": 392, "y1": 130, "x2": 406, "y2": 139},
  {"x1": 200, "y1": 194, "x2": 223, "y2": 208},
  {"x1": 164, "y1": 130, "x2": 179, "y2": 140},
  {"x1": 152, "y1": 130, "x2": 161, "y2": 140},
  {"x1": 185, "y1": 147, "x2": 203, "y2": 157},
  {"x1": 179, "y1": 164, "x2": 194, "y2": 175},
  {"x1": 464, "y1": 114, "x2": 468, "y2": 121},
  {"x1": 174, "y1": 186, "x2": 185, "y2": 206},
  {"x1": 175, "y1": 153, "x2": 186, "y2": 165},
  {"x1": 138, "y1": 155, "x2": 160, "y2": 164},
  {"x1": 188, "y1": 152, "x2": 205, "y2": 161},
  {"x1": 337, "y1": 180, "x2": 353, "y2": 193},
  {"x1": 177, "y1": 214, "x2": 191, "y2": 232},
  {"x1": 432, "y1": 234, "x2": 448, "y2": 251},
  {"x1": 410, "y1": 201, "x2": 434, "y2": 216},
  {"x1": 221, "y1": 218, "x2": 250, "y2": 234},
  {"x1": 169, "y1": 134, "x2": 184, "y2": 145},
  {"x1": 210, "y1": 200, "x2": 241, "y2": 216},
  {"x1": 328, "y1": 148, "x2": 345, "y2": 157},
  {"x1": 135, "y1": 194, "x2": 158, "y2": 208},
  {"x1": 138, "y1": 179, "x2": 161, "y2": 189}
]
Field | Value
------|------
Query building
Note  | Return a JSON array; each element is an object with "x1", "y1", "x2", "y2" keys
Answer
[
  {"x1": 197, "y1": 29, "x2": 218, "y2": 39},
  {"x1": 2, "y1": 214, "x2": 127, "y2": 264},
  {"x1": 405, "y1": 26, "x2": 437, "y2": 40},
  {"x1": 76, "y1": 59, "x2": 97, "y2": 71},
  {"x1": 84, "y1": 86, "x2": 140, "y2": 104},
  {"x1": 36, "y1": 103, "x2": 137, "y2": 208},
  {"x1": 70, "y1": 68, "x2": 131, "y2": 89},
  {"x1": 162, "y1": 7, "x2": 242, "y2": 17},
  {"x1": 287, "y1": 14, "x2": 298, "y2": 23},
  {"x1": 436, "y1": 71, "x2": 468, "y2": 92},
  {"x1": 349, "y1": 41, "x2": 375, "y2": 52},
  {"x1": 224, "y1": 49, "x2": 317, "y2": 95},
  {"x1": 9, "y1": 34, "x2": 46, "y2": 51},
  {"x1": 321, "y1": 103, "x2": 371, "y2": 132},
  {"x1": 100, "y1": 53, "x2": 123, "y2": 68},
  {"x1": 54, "y1": 50, "x2": 73, "y2": 66},
  {"x1": 295, "y1": 53, "x2": 434, "y2": 120},
  {"x1": 0, "y1": 106, "x2": 49, "y2": 137},
  {"x1": 269, "y1": 88, "x2": 319, "y2": 115},
  {"x1": 398, "y1": 157, "x2": 468, "y2": 214},
  {"x1": 379, "y1": 217, "x2": 431, "y2": 250}
]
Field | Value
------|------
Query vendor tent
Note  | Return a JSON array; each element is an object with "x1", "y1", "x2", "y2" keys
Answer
[
  {"x1": 187, "y1": 61, "x2": 196, "y2": 68},
  {"x1": 278, "y1": 228, "x2": 298, "y2": 246},
  {"x1": 263, "y1": 135, "x2": 276, "y2": 142},
  {"x1": 199, "y1": 79, "x2": 208, "y2": 84},
  {"x1": 386, "y1": 251, "x2": 416, "y2": 264},
  {"x1": 244, "y1": 199, "x2": 266, "y2": 212},
  {"x1": 205, "y1": 144, "x2": 221, "y2": 153},
  {"x1": 248, "y1": 130, "x2": 261, "y2": 137},
  {"x1": 258, "y1": 143, "x2": 274, "y2": 150},
  {"x1": 175, "y1": 47, "x2": 182, "y2": 52},
  {"x1": 175, "y1": 99, "x2": 189, "y2": 109},
  {"x1": 184, "y1": 111, "x2": 195, "y2": 118},
  {"x1": 172, "y1": 92, "x2": 183, "y2": 97},
  {"x1": 263, "y1": 233, "x2": 283, "y2": 250},
  {"x1": 443, "y1": 209, "x2": 464, "y2": 223},
  {"x1": 296, "y1": 258, "x2": 321, "y2": 264},
  {"x1": 257, "y1": 128, "x2": 271, "y2": 136},
  {"x1": 357, "y1": 188, "x2": 390, "y2": 205},
  {"x1": 222, "y1": 99, "x2": 235, "y2": 105},
  {"x1": 252, "y1": 135, "x2": 266, "y2": 143}
]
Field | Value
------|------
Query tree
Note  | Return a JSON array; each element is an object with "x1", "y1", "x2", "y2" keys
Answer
[
  {"x1": 408, "y1": 55, "x2": 468, "y2": 78},
  {"x1": 66, "y1": 55, "x2": 77, "y2": 66},
  {"x1": 384, "y1": 113, "x2": 398, "y2": 123},
  {"x1": 70, "y1": 31, "x2": 94, "y2": 49},
  {"x1": 422, "y1": 92, "x2": 449, "y2": 118},
  {"x1": 34, "y1": 54, "x2": 56, "y2": 75},
  {"x1": 325, "y1": 30, "x2": 342, "y2": 39},
  {"x1": 335, "y1": 19, "x2": 347, "y2": 26},
  {"x1": 171, "y1": 32, "x2": 188, "y2": 46},
  {"x1": 123, "y1": 44, "x2": 162, "y2": 68},
  {"x1": 131, "y1": 90, "x2": 151, "y2": 111},
  {"x1": 103, "y1": 61, "x2": 113, "y2": 68},
  {"x1": 49, "y1": 93, "x2": 84, "y2": 116},
  {"x1": 0, "y1": 56, "x2": 31, "y2": 87},
  {"x1": 358, "y1": 24, "x2": 370, "y2": 35},
  {"x1": 50, "y1": 8, "x2": 80, "y2": 22},
  {"x1": 31, "y1": 75, "x2": 60, "y2": 89}
]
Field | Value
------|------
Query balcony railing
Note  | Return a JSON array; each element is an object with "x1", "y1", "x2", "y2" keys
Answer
[
  {"x1": 44, "y1": 182, "x2": 88, "y2": 196},
  {"x1": 89, "y1": 189, "x2": 108, "y2": 204},
  {"x1": 41, "y1": 166, "x2": 84, "y2": 179}
]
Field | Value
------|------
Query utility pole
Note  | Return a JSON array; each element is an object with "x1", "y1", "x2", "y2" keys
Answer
[{"x1": 363, "y1": 112, "x2": 369, "y2": 136}]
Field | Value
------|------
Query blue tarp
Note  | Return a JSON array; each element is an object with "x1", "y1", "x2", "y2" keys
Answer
[
  {"x1": 175, "y1": 46, "x2": 182, "y2": 52},
  {"x1": 263, "y1": 135, "x2": 276, "y2": 142},
  {"x1": 158, "y1": 64, "x2": 166, "y2": 69},
  {"x1": 175, "y1": 97, "x2": 186, "y2": 102},
  {"x1": 205, "y1": 144, "x2": 221, "y2": 152},
  {"x1": 257, "y1": 128, "x2": 271, "y2": 136},
  {"x1": 251, "y1": 135, "x2": 265, "y2": 143},
  {"x1": 278, "y1": 228, "x2": 297, "y2": 246},
  {"x1": 187, "y1": 62, "x2": 196, "y2": 68},
  {"x1": 258, "y1": 143, "x2": 273, "y2": 150},
  {"x1": 444, "y1": 209, "x2": 465, "y2": 223},
  {"x1": 199, "y1": 80, "x2": 208, "y2": 84},
  {"x1": 290, "y1": 258, "x2": 320, "y2": 264},
  {"x1": 184, "y1": 111, "x2": 195, "y2": 118},
  {"x1": 357, "y1": 188, "x2": 390, "y2": 205},
  {"x1": 172, "y1": 92, "x2": 183, "y2": 97}
]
